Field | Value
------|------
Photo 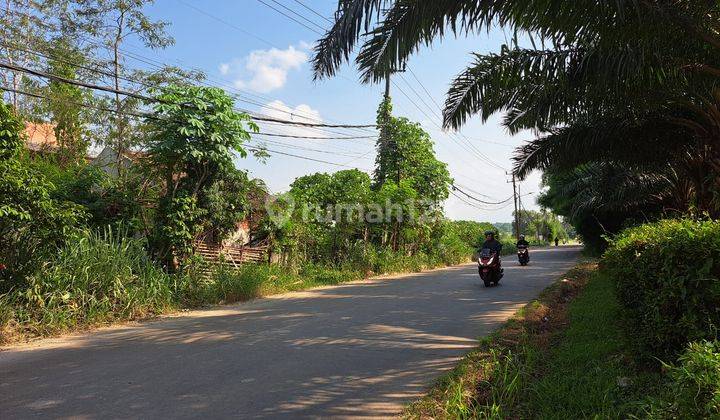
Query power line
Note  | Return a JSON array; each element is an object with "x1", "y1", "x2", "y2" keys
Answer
[
  {"x1": 254, "y1": 132, "x2": 376, "y2": 140},
  {"x1": 0, "y1": 84, "x2": 157, "y2": 120},
  {"x1": 407, "y1": 68, "x2": 514, "y2": 149},
  {"x1": 0, "y1": 5, "x2": 377, "y2": 139},
  {"x1": 248, "y1": 139, "x2": 364, "y2": 158},
  {"x1": 0, "y1": 60, "x2": 381, "y2": 129},
  {"x1": 266, "y1": 0, "x2": 327, "y2": 32},
  {"x1": 255, "y1": 0, "x2": 324, "y2": 35},
  {"x1": 397, "y1": 74, "x2": 506, "y2": 171},
  {"x1": 292, "y1": 0, "x2": 334, "y2": 24},
  {"x1": 1, "y1": 85, "x2": 369, "y2": 159},
  {"x1": 0, "y1": 60, "x2": 155, "y2": 102},
  {"x1": 246, "y1": 145, "x2": 370, "y2": 170},
  {"x1": 452, "y1": 184, "x2": 514, "y2": 205}
]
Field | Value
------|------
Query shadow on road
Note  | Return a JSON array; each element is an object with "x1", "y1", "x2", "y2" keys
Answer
[{"x1": 1, "y1": 246, "x2": 581, "y2": 418}]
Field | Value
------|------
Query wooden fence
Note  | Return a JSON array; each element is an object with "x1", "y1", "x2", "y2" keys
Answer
[{"x1": 194, "y1": 240, "x2": 270, "y2": 272}]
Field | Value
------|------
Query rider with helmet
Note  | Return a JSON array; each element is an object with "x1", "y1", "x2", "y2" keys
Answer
[
  {"x1": 482, "y1": 230, "x2": 503, "y2": 254},
  {"x1": 516, "y1": 234, "x2": 529, "y2": 248},
  {"x1": 481, "y1": 231, "x2": 504, "y2": 275}
]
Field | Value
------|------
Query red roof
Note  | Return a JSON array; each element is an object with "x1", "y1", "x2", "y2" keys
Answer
[{"x1": 23, "y1": 122, "x2": 58, "y2": 152}]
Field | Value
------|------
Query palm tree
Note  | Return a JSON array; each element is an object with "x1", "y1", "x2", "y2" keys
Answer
[{"x1": 312, "y1": 1, "x2": 720, "y2": 217}]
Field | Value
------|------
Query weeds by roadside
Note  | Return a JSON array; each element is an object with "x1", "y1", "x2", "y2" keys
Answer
[
  {"x1": 0, "y1": 230, "x2": 472, "y2": 345},
  {"x1": 404, "y1": 261, "x2": 669, "y2": 418}
]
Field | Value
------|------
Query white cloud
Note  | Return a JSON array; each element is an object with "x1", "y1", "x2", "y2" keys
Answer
[
  {"x1": 220, "y1": 44, "x2": 308, "y2": 93},
  {"x1": 256, "y1": 100, "x2": 325, "y2": 140}
]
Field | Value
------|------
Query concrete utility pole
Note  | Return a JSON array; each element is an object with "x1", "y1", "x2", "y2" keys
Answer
[
  {"x1": 512, "y1": 174, "x2": 520, "y2": 241},
  {"x1": 383, "y1": 72, "x2": 401, "y2": 184}
]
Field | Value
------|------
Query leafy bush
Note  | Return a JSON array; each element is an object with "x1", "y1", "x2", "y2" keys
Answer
[
  {"x1": 642, "y1": 340, "x2": 720, "y2": 418},
  {"x1": 602, "y1": 219, "x2": 720, "y2": 361},
  {"x1": 0, "y1": 102, "x2": 83, "y2": 290},
  {"x1": 3, "y1": 229, "x2": 175, "y2": 338}
]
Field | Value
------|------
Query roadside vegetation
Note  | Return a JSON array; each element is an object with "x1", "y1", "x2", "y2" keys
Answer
[
  {"x1": 0, "y1": 10, "x2": 515, "y2": 343},
  {"x1": 312, "y1": 4, "x2": 720, "y2": 417},
  {"x1": 406, "y1": 219, "x2": 720, "y2": 418}
]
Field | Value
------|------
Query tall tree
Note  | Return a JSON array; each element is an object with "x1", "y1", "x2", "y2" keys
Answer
[
  {"x1": 145, "y1": 84, "x2": 258, "y2": 266},
  {"x1": 43, "y1": 35, "x2": 90, "y2": 162},
  {"x1": 76, "y1": 0, "x2": 173, "y2": 172},
  {"x1": 0, "y1": 0, "x2": 54, "y2": 112},
  {"x1": 311, "y1": 0, "x2": 720, "y2": 239}
]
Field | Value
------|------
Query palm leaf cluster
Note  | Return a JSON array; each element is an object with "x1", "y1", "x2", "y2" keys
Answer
[{"x1": 313, "y1": 1, "x2": 720, "y2": 243}]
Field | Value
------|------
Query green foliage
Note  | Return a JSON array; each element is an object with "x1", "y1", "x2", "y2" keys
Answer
[
  {"x1": 603, "y1": 219, "x2": 720, "y2": 362},
  {"x1": 539, "y1": 164, "x2": 666, "y2": 252},
  {"x1": 146, "y1": 84, "x2": 258, "y2": 265},
  {"x1": 642, "y1": 340, "x2": 720, "y2": 418},
  {"x1": 44, "y1": 36, "x2": 91, "y2": 162},
  {"x1": 155, "y1": 193, "x2": 204, "y2": 263},
  {"x1": 373, "y1": 102, "x2": 451, "y2": 206},
  {"x1": 4, "y1": 228, "x2": 175, "y2": 337},
  {"x1": 450, "y1": 220, "x2": 496, "y2": 248},
  {"x1": 0, "y1": 102, "x2": 82, "y2": 290},
  {"x1": 146, "y1": 84, "x2": 257, "y2": 183},
  {"x1": 0, "y1": 100, "x2": 24, "y2": 160},
  {"x1": 516, "y1": 209, "x2": 568, "y2": 243}
]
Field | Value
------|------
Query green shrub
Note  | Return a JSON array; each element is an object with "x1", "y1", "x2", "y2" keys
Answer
[
  {"x1": 602, "y1": 219, "x2": 720, "y2": 361},
  {"x1": 642, "y1": 340, "x2": 720, "y2": 418},
  {"x1": 6, "y1": 228, "x2": 175, "y2": 336}
]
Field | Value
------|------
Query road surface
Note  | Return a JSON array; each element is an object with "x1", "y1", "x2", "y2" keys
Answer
[{"x1": 1, "y1": 246, "x2": 580, "y2": 418}]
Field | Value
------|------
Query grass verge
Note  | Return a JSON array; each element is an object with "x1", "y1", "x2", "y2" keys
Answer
[
  {"x1": 404, "y1": 262, "x2": 662, "y2": 419},
  {"x1": 0, "y1": 235, "x2": 472, "y2": 345}
]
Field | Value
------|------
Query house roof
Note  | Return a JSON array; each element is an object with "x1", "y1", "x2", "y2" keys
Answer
[{"x1": 24, "y1": 122, "x2": 58, "y2": 152}]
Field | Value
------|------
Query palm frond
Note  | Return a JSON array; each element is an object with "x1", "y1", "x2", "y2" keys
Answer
[
  {"x1": 312, "y1": 0, "x2": 390, "y2": 80},
  {"x1": 512, "y1": 116, "x2": 684, "y2": 179}
]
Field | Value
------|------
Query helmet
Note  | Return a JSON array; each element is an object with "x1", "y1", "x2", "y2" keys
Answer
[
  {"x1": 520, "y1": 234, "x2": 526, "y2": 240},
  {"x1": 484, "y1": 230, "x2": 495, "y2": 237}
]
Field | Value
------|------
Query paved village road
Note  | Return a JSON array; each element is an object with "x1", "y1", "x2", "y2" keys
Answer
[{"x1": 1, "y1": 246, "x2": 580, "y2": 419}]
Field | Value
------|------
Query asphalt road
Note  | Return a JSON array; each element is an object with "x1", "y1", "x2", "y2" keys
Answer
[{"x1": 1, "y1": 246, "x2": 580, "y2": 419}]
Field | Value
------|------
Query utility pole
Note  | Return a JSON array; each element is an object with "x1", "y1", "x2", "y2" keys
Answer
[
  {"x1": 383, "y1": 72, "x2": 401, "y2": 184},
  {"x1": 512, "y1": 174, "x2": 520, "y2": 241}
]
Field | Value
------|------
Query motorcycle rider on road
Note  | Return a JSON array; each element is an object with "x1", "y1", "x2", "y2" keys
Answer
[
  {"x1": 481, "y1": 231, "x2": 504, "y2": 277},
  {"x1": 516, "y1": 234, "x2": 529, "y2": 248},
  {"x1": 481, "y1": 230, "x2": 503, "y2": 254}
]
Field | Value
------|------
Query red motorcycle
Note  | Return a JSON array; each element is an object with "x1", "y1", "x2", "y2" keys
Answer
[{"x1": 478, "y1": 248, "x2": 502, "y2": 287}]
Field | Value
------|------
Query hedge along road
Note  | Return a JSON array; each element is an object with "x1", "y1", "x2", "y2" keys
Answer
[{"x1": 1, "y1": 246, "x2": 580, "y2": 418}]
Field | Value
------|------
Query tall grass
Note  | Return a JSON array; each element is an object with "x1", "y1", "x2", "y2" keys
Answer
[
  {"x1": 1, "y1": 227, "x2": 476, "y2": 343},
  {"x1": 4, "y1": 229, "x2": 176, "y2": 338}
]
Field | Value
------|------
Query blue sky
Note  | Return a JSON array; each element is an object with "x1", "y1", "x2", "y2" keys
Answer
[{"x1": 141, "y1": 0, "x2": 542, "y2": 222}]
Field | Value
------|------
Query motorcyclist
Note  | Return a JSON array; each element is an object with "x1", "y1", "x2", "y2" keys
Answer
[
  {"x1": 481, "y1": 230, "x2": 504, "y2": 276},
  {"x1": 481, "y1": 230, "x2": 503, "y2": 254},
  {"x1": 516, "y1": 234, "x2": 529, "y2": 248}
]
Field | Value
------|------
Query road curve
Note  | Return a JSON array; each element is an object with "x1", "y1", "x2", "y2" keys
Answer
[{"x1": 1, "y1": 246, "x2": 580, "y2": 418}]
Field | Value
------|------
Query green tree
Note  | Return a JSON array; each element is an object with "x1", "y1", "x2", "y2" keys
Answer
[
  {"x1": 44, "y1": 36, "x2": 91, "y2": 162},
  {"x1": 312, "y1": 1, "x2": 720, "y2": 233},
  {"x1": 76, "y1": 0, "x2": 174, "y2": 171},
  {"x1": 0, "y1": 100, "x2": 81, "y2": 289},
  {"x1": 145, "y1": 84, "x2": 258, "y2": 266}
]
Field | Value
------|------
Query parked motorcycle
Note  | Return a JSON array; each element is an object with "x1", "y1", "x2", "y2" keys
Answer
[
  {"x1": 478, "y1": 248, "x2": 503, "y2": 287},
  {"x1": 517, "y1": 245, "x2": 529, "y2": 266}
]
